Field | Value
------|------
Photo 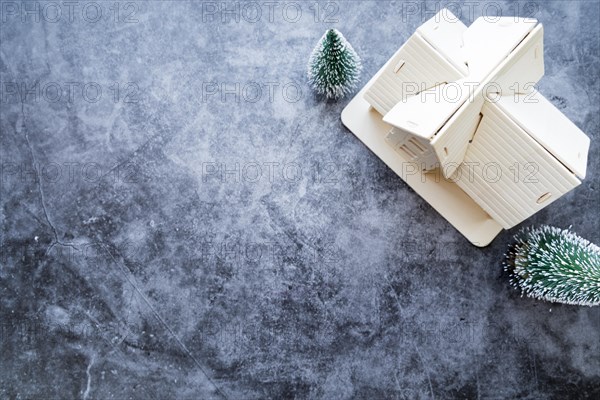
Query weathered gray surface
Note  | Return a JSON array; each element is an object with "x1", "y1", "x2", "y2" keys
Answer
[{"x1": 1, "y1": 1, "x2": 598, "y2": 399}]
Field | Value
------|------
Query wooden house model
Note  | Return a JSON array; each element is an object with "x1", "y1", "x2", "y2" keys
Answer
[{"x1": 341, "y1": 9, "x2": 591, "y2": 246}]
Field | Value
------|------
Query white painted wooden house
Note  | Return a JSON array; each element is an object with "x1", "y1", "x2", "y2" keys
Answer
[{"x1": 342, "y1": 9, "x2": 591, "y2": 245}]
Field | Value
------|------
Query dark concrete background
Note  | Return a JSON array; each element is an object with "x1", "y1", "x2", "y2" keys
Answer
[{"x1": 1, "y1": 1, "x2": 598, "y2": 399}]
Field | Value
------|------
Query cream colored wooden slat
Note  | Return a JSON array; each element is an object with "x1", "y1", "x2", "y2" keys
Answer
[
  {"x1": 465, "y1": 118, "x2": 567, "y2": 205},
  {"x1": 485, "y1": 102, "x2": 579, "y2": 192},
  {"x1": 491, "y1": 25, "x2": 544, "y2": 96},
  {"x1": 496, "y1": 90, "x2": 590, "y2": 179},
  {"x1": 471, "y1": 178, "x2": 521, "y2": 227},
  {"x1": 481, "y1": 109, "x2": 575, "y2": 193},
  {"x1": 432, "y1": 96, "x2": 485, "y2": 177},
  {"x1": 454, "y1": 163, "x2": 518, "y2": 227},
  {"x1": 466, "y1": 138, "x2": 538, "y2": 224},
  {"x1": 463, "y1": 184, "x2": 513, "y2": 227},
  {"x1": 456, "y1": 101, "x2": 580, "y2": 228},
  {"x1": 416, "y1": 8, "x2": 469, "y2": 75},
  {"x1": 364, "y1": 34, "x2": 464, "y2": 115}
]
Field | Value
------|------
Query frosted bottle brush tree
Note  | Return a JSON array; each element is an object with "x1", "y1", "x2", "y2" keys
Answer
[
  {"x1": 504, "y1": 225, "x2": 600, "y2": 306},
  {"x1": 308, "y1": 29, "x2": 362, "y2": 99}
]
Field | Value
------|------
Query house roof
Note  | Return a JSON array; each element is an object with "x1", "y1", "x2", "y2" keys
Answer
[
  {"x1": 496, "y1": 92, "x2": 590, "y2": 179},
  {"x1": 382, "y1": 12, "x2": 540, "y2": 140}
]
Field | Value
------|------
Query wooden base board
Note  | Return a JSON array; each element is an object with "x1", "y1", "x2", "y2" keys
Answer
[{"x1": 341, "y1": 89, "x2": 503, "y2": 247}]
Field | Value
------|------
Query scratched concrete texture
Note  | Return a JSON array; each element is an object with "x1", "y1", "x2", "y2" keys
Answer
[{"x1": 1, "y1": 1, "x2": 599, "y2": 399}]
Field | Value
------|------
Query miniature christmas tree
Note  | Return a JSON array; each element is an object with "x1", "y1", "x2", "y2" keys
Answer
[
  {"x1": 504, "y1": 225, "x2": 600, "y2": 306},
  {"x1": 307, "y1": 29, "x2": 362, "y2": 99}
]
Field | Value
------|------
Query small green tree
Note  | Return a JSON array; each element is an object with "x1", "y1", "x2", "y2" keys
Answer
[
  {"x1": 504, "y1": 225, "x2": 600, "y2": 306},
  {"x1": 307, "y1": 29, "x2": 362, "y2": 99}
]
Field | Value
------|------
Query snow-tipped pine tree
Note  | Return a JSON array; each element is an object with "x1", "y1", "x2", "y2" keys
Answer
[
  {"x1": 307, "y1": 29, "x2": 362, "y2": 99},
  {"x1": 504, "y1": 225, "x2": 600, "y2": 306}
]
